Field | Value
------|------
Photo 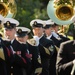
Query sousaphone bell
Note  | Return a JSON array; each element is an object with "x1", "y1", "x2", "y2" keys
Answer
[
  {"x1": 0, "y1": 0, "x2": 17, "y2": 18},
  {"x1": 47, "y1": 0, "x2": 75, "y2": 25}
]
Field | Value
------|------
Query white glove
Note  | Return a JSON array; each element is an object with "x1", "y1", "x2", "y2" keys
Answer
[
  {"x1": 33, "y1": 36, "x2": 39, "y2": 46},
  {"x1": 51, "y1": 31, "x2": 59, "y2": 38}
]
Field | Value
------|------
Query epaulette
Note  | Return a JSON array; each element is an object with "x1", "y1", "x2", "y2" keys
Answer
[
  {"x1": 0, "y1": 47, "x2": 5, "y2": 60},
  {"x1": 27, "y1": 38, "x2": 37, "y2": 46},
  {"x1": 35, "y1": 67, "x2": 42, "y2": 74},
  {"x1": 43, "y1": 46, "x2": 50, "y2": 55}
]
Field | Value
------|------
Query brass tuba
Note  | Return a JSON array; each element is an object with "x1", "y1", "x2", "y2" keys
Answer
[
  {"x1": 0, "y1": 0, "x2": 17, "y2": 18},
  {"x1": 0, "y1": 0, "x2": 17, "y2": 37},
  {"x1": 47, "y1": 0, "x2": 75, "y2": 25}
]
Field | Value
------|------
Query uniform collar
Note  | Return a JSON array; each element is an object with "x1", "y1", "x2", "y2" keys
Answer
[
  {"x1": 39, "y1": 34, "x2": 44, "y2": 40},
  {"x1": 11, "y1": 39, "x2": 15, "y2": 44},
  {"x1": 47, "y1": 34, "x2": 52, "y2": 39}
]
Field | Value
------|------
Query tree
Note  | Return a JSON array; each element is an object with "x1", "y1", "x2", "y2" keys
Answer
[{"x1": 15, "y1": 0, "x2": 49, "y2": 28}]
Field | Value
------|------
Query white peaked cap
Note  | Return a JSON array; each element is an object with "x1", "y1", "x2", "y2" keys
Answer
[
  {"x1": 3, "y1": 18, "x2": 19, "y2": 26},
  {"x1": 16, "y1": 27, "x2": 31, "y2": 33},
  {"x1": 46, "y1": 19, "x2": 54, "y2": 25},
  {"x1": 30, "y1": 19, "x2": 46, "y2": 27}
]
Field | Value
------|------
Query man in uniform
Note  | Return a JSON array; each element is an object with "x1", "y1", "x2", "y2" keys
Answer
[
  {"x1": 43, "y1": 19, "x2": 57, "y2": 75},
  {"x1": 15, "y1": 26, "x2": 42, "y2": 75},
  {"x1": 56, "y1": 16, "x2": 75, "y2": 75},
  {"x1": 51, "y1": 22, "x2": 70, "y2": 44},
  {"x1": 0, "y1": 15, "x2": 14, "y2": 75},
  {"x1": 44, "y1": 19, "x2": 70, "y2": 48},
  {"x1": 30, "y1": 19, "x2": 55, "y2": 75},
  {"x1": 44, "y1": 20, "x2": 63, "y2": 48},
  {"x1": 3, "y1": 18, "x2": 30, "y2": 75}
]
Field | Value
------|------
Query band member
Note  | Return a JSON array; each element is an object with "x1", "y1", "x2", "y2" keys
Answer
[
  {"x1": 0, "y1": 15, "x2": 14, "y2": 75},
  {"x1": 43, "y1": 20, "x2": 57, "y2": 75},
  {"x1": 30, "y1": 19, "x2": 55, "y2": 75},
  {"x1": 3, "y1": 18, "x2": 29, "y2": 75},
  {"x1": 16, "y1": 27, "x2": 42, "y2": 75},
  {"x1": 51, "y1": 23, "x2": 70, "y2": 42},
  {"x1": 56, "y1": 16, "x2": 75, "y2": 75},
  {"x1": 44, "y1": 19, "x2": 70, "y2": 48}
]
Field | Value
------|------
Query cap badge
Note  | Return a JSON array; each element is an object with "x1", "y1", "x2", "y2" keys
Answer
[
  {"x1": 6, "y1": 21, "x2": 10, "y2": 26},
  {"x1": 18, "y1": 29, "x2": 22, "y2": 33},
  {"x1": 49, "y1": 45, "x2": 54, "y2": 52},
  {"x1": 34, "y1": 21, "x2": 37, "y2": 25}
]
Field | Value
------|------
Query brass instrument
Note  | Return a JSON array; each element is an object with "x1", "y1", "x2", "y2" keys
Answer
[
  {"x1": 47, "y1": 0, "x2": 75, "y2": 25},
  {"x1": 0, "y1": 0, "x2": 17, "y2": 37},
  {"x1": 0, "y1": 0, "x2": 17, "y2": 18},
  {"x1": 55, "y1": 4, "x2": 74, "y2": 21}
]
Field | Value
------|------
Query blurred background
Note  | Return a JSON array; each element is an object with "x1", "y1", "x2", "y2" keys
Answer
[
  {"x1": 0, "y1": 0, "x2": 74, "y2": 40},
  {"x1": 15, "y1": 0, "x2": 50, "y2": 28}
]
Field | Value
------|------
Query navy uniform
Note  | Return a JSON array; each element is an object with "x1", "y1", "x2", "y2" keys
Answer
[
  {"x1": 0, "y1": 15, "x2": 14, "y2": 75},
  {"x1": 30, "y1": 19, "x2": 55, "y2": 75},
  {"x1": 16, "y1": 27, "x2": 42, "y2": 75},
  {"x1": 1, "y1": 39, "x2": 16, "y2": 75},
  {"x1": 51, "y1": 23, "x2": 70, "y2": 47},
  {"x1": 0, "y1": 15, "x2": 16, "y2": 75},
  {"x1": 0, "y1": 39, "x2": 12, "y2": 75},
  {"x1": 43, "y1": 20, "x2": 62, "y2": 48},
  {"x1": 0, "y1": 15, "x2": 20, "y2": 75},
  {"x1": 44, "y1": 20, "x2": 58, "y2": 75},
  {"x1": 3, "y1": 18, "x2": 29, "y2": 75},
  {"x1": 50, "y1": 35, "x2": 62, "y2": 47},
  {"x1": 52, "y1": 23, "x2": 70, "y2": 42},
  {"x1": 57, "y1": 33, "x2": 70, "y2": 42},
  {"x1": 27, "y1": 41, "x2": 42, "y2": 75}
]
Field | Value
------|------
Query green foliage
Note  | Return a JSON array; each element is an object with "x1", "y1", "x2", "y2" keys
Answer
[{"x1": 15, "y1": 0, "x2": 49, "y2": 29}]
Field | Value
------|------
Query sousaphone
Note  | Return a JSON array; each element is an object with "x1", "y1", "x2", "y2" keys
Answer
[
  {"x1": 0, "y1": 0, "x2": 17, "y2": 18},
  {"x1": 47, "y1": 0, "x2": 75, "y2": 25}
]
